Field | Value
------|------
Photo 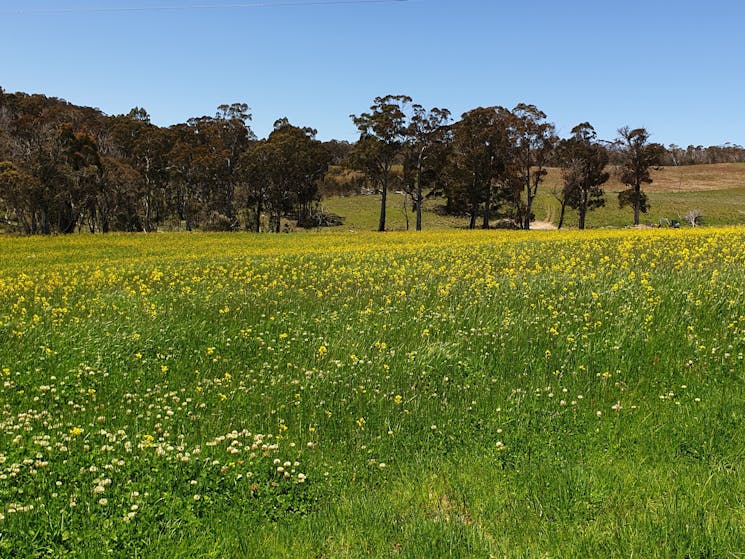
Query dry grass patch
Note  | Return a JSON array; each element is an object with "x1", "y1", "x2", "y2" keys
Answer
[{"x1": 543, "y1": 163, "x2": 745, "y2": 193}]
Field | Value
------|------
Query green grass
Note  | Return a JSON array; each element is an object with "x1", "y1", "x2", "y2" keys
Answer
[
  {"x1": 319, "y1": 163, "x2": 745, "y2": 231},
  {"x1": 321, "y1": 187, "x2": 745, "y2": 231},
  {"x1": 319, "y1": 192, "x2": 465, "y2": 231},
  {"x1": 538, "y1": 187, "x2": 745, "y2": 228},
  {"x1": 1, "y1": 229, "x2": 745, "y2": 557}
]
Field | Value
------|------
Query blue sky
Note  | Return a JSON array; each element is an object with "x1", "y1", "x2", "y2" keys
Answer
[{"x1": 1, "y1": 0, "x2": 744, "y2": 146}]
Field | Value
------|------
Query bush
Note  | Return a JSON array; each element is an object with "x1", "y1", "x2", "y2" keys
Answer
[
  {"x1": 683, "y1": 209, "x2": 704, "y2": 227},
  {"x1": 296, "y1": 211, "x2": 345, "y2": 229},
  {"x1": 202, "y1": 211, "x2": 236, "y2": 232}
]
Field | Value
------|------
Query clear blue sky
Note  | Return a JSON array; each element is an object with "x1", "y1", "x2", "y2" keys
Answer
[{"x1": 1, "y1": 0, "x2": 744, "y2": 146}]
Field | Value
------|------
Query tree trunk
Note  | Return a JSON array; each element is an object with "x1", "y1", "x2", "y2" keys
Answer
[
  {"x1": 144, "y1": 192, "x2": 152, "y2": 232},
  {"x1": 143, "y1": 157, "x2": 153, "y2": 232},
  {"x1": 225, "y1": 181, "x2": 235, "y2": 220},
  {"x1": 579, "y1": 187, "x2": 588, "y2": 230},
  {"x1": 18, "y1": 212, "x2": 31, "y2": 235},
  {"x1": 40, "y1": 207, "x2": 50, "y2": 235},
  {"x1": 523, "y1": 175, "x2": 533, "y2": 230},
  {"x1": 415, "y1": 191, "x2": 422, "y2": 231},
  {"x1": 468, "y1": 209, "x2": 477, "y2": 230},
  {"x1": 378, "y1": 173, "x2": 387, "y2": 232},
  {"x1": 633, "y1": 183, "x2": 641, "y2": 226},
  {"x1": 557, "y1": 199, "x2": 567, "y2": 230},
  {"x1": 60, "y1": 201, "x2": 77, "y2": 234},
  {"x1": 402, "y1": 195, "x2": 409, "y2": 231},
  {"x1": 415, "y1": 149, "x2": 424, "y2": 231},
  {"x1": 523, "y1": 192, "x2": 533, "y2": 230},
  {"x1": 254, "y1": 193, "x2": 263, "y2": 233}
]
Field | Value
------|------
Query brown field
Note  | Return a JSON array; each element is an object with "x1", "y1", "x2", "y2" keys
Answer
[
  {"x1": 544, "y1": 162, "x2": 745, "y2": 193},
  {"x1": 331, "y1": 163, "x2": 745, "y2": 198}
]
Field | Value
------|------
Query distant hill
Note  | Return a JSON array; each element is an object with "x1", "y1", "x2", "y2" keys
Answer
[{"x1": 541, "y1": 163, "x2": 745, "y2": 193}]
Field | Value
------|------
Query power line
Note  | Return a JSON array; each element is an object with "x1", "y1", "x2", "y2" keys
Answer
[{"x1": 0, "y1": 0, "x2": 408, "y2": 15}]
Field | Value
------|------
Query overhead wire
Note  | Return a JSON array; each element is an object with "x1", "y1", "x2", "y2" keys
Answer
[{"x1": 0, "y1": 0, "x2": 408, "y2": 15}]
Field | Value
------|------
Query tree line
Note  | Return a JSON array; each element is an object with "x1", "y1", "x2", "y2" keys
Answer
[
  {"x1": 1, "y1": 86, "x2": 743, "y2": 234},
  {"x1": 0, "y1": 89, "x2": 337, "y2": 234}
]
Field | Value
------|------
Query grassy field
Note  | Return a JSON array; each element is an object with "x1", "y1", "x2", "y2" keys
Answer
[
  {"x1": 545, "y1": 162, "x2": 745, "y2": 193},
  {"x1": 321, "y1": 163, "x2": 745, "y2": 231},
  {"x1": 1, "y1": 228, "x2": 745, "y2": 557}
]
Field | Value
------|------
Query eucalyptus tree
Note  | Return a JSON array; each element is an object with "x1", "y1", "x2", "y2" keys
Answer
[
  {"x1": 557, "y1": 123, "x2": 610, "y2": 229},
  {"x1": 401, "y1": 104, "x2": 452, "y2": 230},
  {"x1": 110, "y1": 109, "x2": 171, "y2": 231},
  {"x1": 13, "y1": 100, "x2": 88, "y2": 234},
  {"x1": 0, "y1": 160, "x2": 39, "y2": 233},
  {"x1": 237, "y1": 119, "x2": 330, "y2": 232},
  {"x1": 509, "y1": 104, "x2": 557, "y2": 230},
  {"x1": 57, "y1": 125, "x2": 104, "y2": 233},
  {"x1": 100, "y1": 156, "x2": 143, "y2": 231},
  {"x1": 237, "y1": 139, "x2": 271, "y2": 232},
  {"x1": 447, "y1": 106, "x2": 513, "y2": 229},
  {"x1": 183, "y1": 115, "x2": 233, "y2": 224},
  {"x1": 263, "y1": 119, "x2": 330, "y2": 230},
  {"x1": 213, "y1": 103, "x2": 255, "y2": 220},
  {"x1": 166, "y1": 123, "x2": 208, "y2": 230},
  {"x1": 351, "y1": 95, "x2": 411, "y2": 232},
  {"x1": 616, "y1": 127, "x2": 665, "y2": 226}
]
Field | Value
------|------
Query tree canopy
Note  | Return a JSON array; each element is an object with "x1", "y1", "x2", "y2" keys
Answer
[
  {"x1": 615, "y1": 127, "x2": 666, "y2": 226},
  {"x1": 1, "y1": 86, "x2": 741, "y2": 234},
  {"x1": 556, "y1": 123, "x2": 610, "y2": 230}
]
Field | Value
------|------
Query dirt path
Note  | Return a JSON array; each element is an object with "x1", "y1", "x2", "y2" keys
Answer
[{"x1": 531, "y1": 220, "x2": 557, "y2": 230}]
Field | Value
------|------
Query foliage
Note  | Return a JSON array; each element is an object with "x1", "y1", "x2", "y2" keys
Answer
[
  {"x1": 1, "y1": 86, "x2": 743, "y2": 235},
  {"x1": 663, "y1": 142, "x2": 745, "y2": 166},
  {"x1": 350, "y1": 95, "x2": 412, "y2": 231},
  {"x1": 0, "y1": 90, "x2": 338, "y2": 234},
  {"x1": 445, "y1": 106, "x2": 514, "y2": 229},
  {"x1": 442, "y1": 104, "x2": 558, "y2": 230},
  {"x1": 509, "y1": 104, "x2": 558, "y2": 229},
  {"x1": 556, "y1": 122, "x2": 610, "y2": 229},
  {"x1": 400, "y1": 105, "x2": 452, "y2": 230},
  {"x1": 318, "y1": 166, "x2": 367, "y2": 198},
  {"x1": 237, "y1": 119, "x2": 330, "y2": 232},
  {"x1": 615, "y1": 127, "x2": 666, "y2": 225}
]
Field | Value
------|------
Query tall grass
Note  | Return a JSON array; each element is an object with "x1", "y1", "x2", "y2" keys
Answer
[
  {"x1": 321, "y1": 188, "x2": 745, "y2": 231},
  {"x1": 1, "y1": 229, "x2": 744, "y2": 557}
]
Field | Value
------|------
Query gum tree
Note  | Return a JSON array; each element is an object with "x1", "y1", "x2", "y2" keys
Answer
[
  {"x1": 557, "y1": 123, "x2": 610, "y2": 229},
  {"x1": 509, "y1": 104, "x2": 557, "y2": 230},
  {"x1": 447, "y1": 106, "x2": 512, "y2": 229},
  {"x1": 616, "y1": 126, "x2": 665, "y2": 226},
  {"x1": 351, "y1": 95, "x2": 411, "y2": 232},
  {"x1": 401, "y1": 104, "x2": 452, "y2": 231}
]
